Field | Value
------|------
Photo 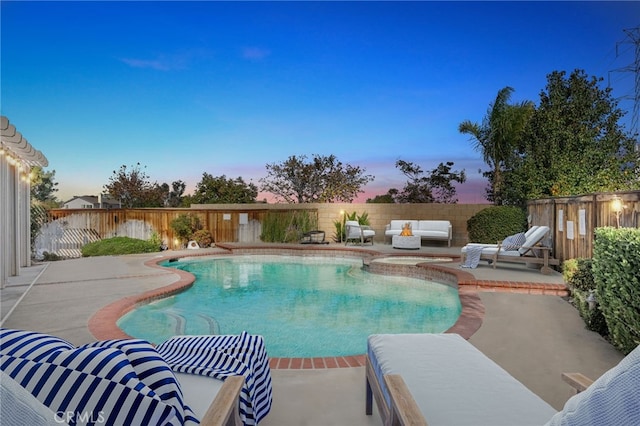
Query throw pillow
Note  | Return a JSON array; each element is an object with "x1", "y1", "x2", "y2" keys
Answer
[{"x1": 502, "y1": 232, "x2": 526, "y2": 251}]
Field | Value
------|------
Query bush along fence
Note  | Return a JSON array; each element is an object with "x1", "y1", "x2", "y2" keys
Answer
[
  {"x1": 562, "y1": 258, "x2": 608, "y2": 337},
  {"x1": 591, "y1": 227, "x2": 640, "y2": 355}
]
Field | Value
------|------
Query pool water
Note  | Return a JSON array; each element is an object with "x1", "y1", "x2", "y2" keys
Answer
[{"x1": 118, "y1": 255, "x2": 461, "y2": 358}]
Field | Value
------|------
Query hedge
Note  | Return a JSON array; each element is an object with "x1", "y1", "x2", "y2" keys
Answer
[
  {"x1": 592, "y1": 227, "x2": 640, "y2": 354},
  {"x1": 466, "y1": 206, "x2": 528, "y2": 243},
  {"x1": 563, "y1": 258, "x2": 608, "y2": 336}
]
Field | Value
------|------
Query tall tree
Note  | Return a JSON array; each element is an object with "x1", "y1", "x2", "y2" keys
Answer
[
  {"x1": 428, "y1": 161, "x2": 468, "y2": 204},
  {"x1": 30, "y1": 166, "x2": 59, "y2": 205},
  {"x1": 504, "y1": 69, "x2": 639, "y2": 204},
  {"x1": 459, "y1": 86, "x2": 534, "y2": 205},
  {"x1": 104, "y1": 163, "x2": 161, "y2": 207},
  {"x1": 392, "y1": 160, "x2": 466, "y2": 203},
  {"x1": 260, "y1": 154, "x2": 374, "y2": 203},
  {"x1": 191, "y1": 173, "x2": 257, "y2": 204},
  {"x1": 165, "y1": 180, "x2": 186, "y2": 207},
  {"x1": 366, "y1": 190, "x2": 397, "y2": 203},
  {"x1": 30, "y1": 167, "x2": 60, "y2": 245}
]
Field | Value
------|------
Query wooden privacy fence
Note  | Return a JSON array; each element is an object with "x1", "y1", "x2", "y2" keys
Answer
[
  {"x1": 528, "y1": 191, "x2": 640, "y2": 262},
  {"x1": 46, "y1": 207, "x2": 319, "y2": 251},
  {"x1": 43, "y1": 193, "x2": 638, "y2": 262},
  {"x1": 44, "y1": 203, "x2": 490, "y2": 256}
]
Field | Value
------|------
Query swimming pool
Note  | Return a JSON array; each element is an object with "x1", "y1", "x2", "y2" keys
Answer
[{"x1": 117, "y1": 255, "x2": 462, "y2": 358}]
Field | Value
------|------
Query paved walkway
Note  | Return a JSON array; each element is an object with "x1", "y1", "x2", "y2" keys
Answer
[{"x1": 1, "y1": 243, "x2": 625, "y2": 425}]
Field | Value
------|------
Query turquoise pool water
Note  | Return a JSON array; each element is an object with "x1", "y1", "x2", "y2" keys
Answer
[{"x1": 117, "y1": 255, "x2": 462, "y2": 358}]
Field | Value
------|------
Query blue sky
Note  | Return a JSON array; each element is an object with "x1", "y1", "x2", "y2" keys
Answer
[{"x1": 2, "y1": 1, "x2": 638, "y2": 203}]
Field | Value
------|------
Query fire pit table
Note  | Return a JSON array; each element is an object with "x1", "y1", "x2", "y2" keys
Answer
[{"x1": 392, "y1": 235, "x2": 421, "y2": 250}]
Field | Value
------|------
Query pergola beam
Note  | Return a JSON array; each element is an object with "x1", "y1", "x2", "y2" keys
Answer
[{"x1": 0, "y1": 116, "x2": 48, "y2": 289}]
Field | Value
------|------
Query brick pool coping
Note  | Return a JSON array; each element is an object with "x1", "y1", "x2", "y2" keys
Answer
[{"x1": 88, "y1": 245, "x2": 568, "y2": 370}]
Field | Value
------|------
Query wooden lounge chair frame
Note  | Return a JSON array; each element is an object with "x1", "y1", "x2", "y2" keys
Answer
[
  {"x1": 561, "y1": 372, "x2": 594, "y2": 394},
  {"x1": 377, "y1": 371, "x2": 598, "y2": 426},
  {"x1": 483, "y1": 242, "x2": 560, "y2": 275},
  {"x1": 461, "y1": 226, "x2": 560, "y2": 275},
  {"x1": 200, "y1": 375, "x2": 244, "y2": 426},
  {"x1": 366, "y1": 355, "x2": 429, "y2": 426}
]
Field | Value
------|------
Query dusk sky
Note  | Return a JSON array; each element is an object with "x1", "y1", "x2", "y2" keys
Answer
[{"x1": 2, "y1": 1, "x2": 638, "y2": 204}]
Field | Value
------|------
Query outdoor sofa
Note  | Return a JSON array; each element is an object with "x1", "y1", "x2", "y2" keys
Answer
[{"x1": 385, "y1": 220, "x2": 452, "y2": 247}]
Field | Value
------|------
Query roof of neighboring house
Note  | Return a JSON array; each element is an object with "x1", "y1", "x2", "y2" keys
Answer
[
  {"x1": 0, "y1": 116, "x2": 48, "y2": 167},
  {"x1": 65, "y1": 196, "x2": 99, "y2": 204},
  {"x1": 64, "y1": 195, "x2": 121, "y2": 206}
]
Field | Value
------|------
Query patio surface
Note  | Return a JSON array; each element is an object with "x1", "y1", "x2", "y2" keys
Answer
[{"x1": 0, "y1": 242, "x2": 625, "y2": 425}]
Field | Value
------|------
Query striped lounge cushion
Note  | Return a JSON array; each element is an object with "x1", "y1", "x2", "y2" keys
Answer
[
  {"x1": 1, "y1": 329, "x2": 273, "y2": 426},
  {"x1": 1, "y1": 329, "x2": 197, "y2": 425},
  {"x1": 157, "y1": 331, "x2": 273, "y2": 425}
]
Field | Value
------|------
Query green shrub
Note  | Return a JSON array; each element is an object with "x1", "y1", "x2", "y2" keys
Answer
[
  {"x1": 563, "y1": 258, "x2": 608, "y2": 335},
  {"x1": 593, "y1": 227, "x2": 640, "y2": 355},
  {"x1": 333, "y1": 211, "x2": 370, "y2": 242},
  {"x1": 563, "y1": 258, "x2": 595, "y2": 292},
  {"x1": 193, "y1": 229, "x2": 213, "y2": 248},
  {"x1": 170, "y1": 214, "x2": 202, "y2": 246},
  {"x1": 260, "y1": 211, "x2": 317, "y2": 243},
  {"x1": 466, "y1": 206, "x2": 527, "y2": 243},
  {"x1": 562, "y1": 258, "x2": 579, "y2": 284},
  {"x1": 81, "y1": 236, "x2": 160, "y2": 257},
  {"x1": 148, "y1": 231, "x2": 163, "y2": 249}
]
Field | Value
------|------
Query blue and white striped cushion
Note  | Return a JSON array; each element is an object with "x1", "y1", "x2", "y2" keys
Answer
[
  {"x1": 80, "y1": 339, "x2": 198, "y2": 424},
  {"x1": 0, "y1": 329, "x2": 75, "y2": 360},
  {"x1": 1, "y1": 329, "x2": 198, "y2": 426},
  {"x1": 157, "y1": 331, "x2": 273, "y2": 426}
]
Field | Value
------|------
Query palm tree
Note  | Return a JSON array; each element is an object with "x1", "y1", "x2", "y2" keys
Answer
[{"x1": 459, "y1": 86, "x2": 533, "y2": 205}]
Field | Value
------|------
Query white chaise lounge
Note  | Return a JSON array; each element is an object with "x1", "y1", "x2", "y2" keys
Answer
[
  {"x1": 365, "y1": 333, "x2": 640, "y2": 426},
  {"x1": 366, "y1": 333, "x2": 557, "y2": 426},
  {"x1": 462, "y1": 225, "x2": 540, "y2": 249},
  {"x1": 461, "y1": 225, "x2": 559, "y2": 274}
]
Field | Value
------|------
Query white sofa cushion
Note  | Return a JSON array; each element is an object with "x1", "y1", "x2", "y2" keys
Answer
[{"x1": 417, "y1": 220, "x2": 451, "y2": 235}]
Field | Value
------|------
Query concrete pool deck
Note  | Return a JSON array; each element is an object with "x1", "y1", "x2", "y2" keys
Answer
[{"x1": 0, "y1": 242, "x2": 625, "y2": 425}]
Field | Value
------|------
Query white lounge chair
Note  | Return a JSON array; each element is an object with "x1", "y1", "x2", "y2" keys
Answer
[
  {"x1": 0, "y1": 329, "x2": 272, "y2": 426},
  {"x1": 366, "y1": 333, "x2": 557, "y2": 426},
  {"x1": 462, "y1": 225, "x2": 539, "y2": 250},
  {"x1": 461, "y1": 225, "x2": 559, "y2": 274},
  {"x1": 345, "y1": 220, "x2": 375, "y2": 245},
  {"x1": 365, "y1": 333, "x2": 640, "y2": 426}
]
